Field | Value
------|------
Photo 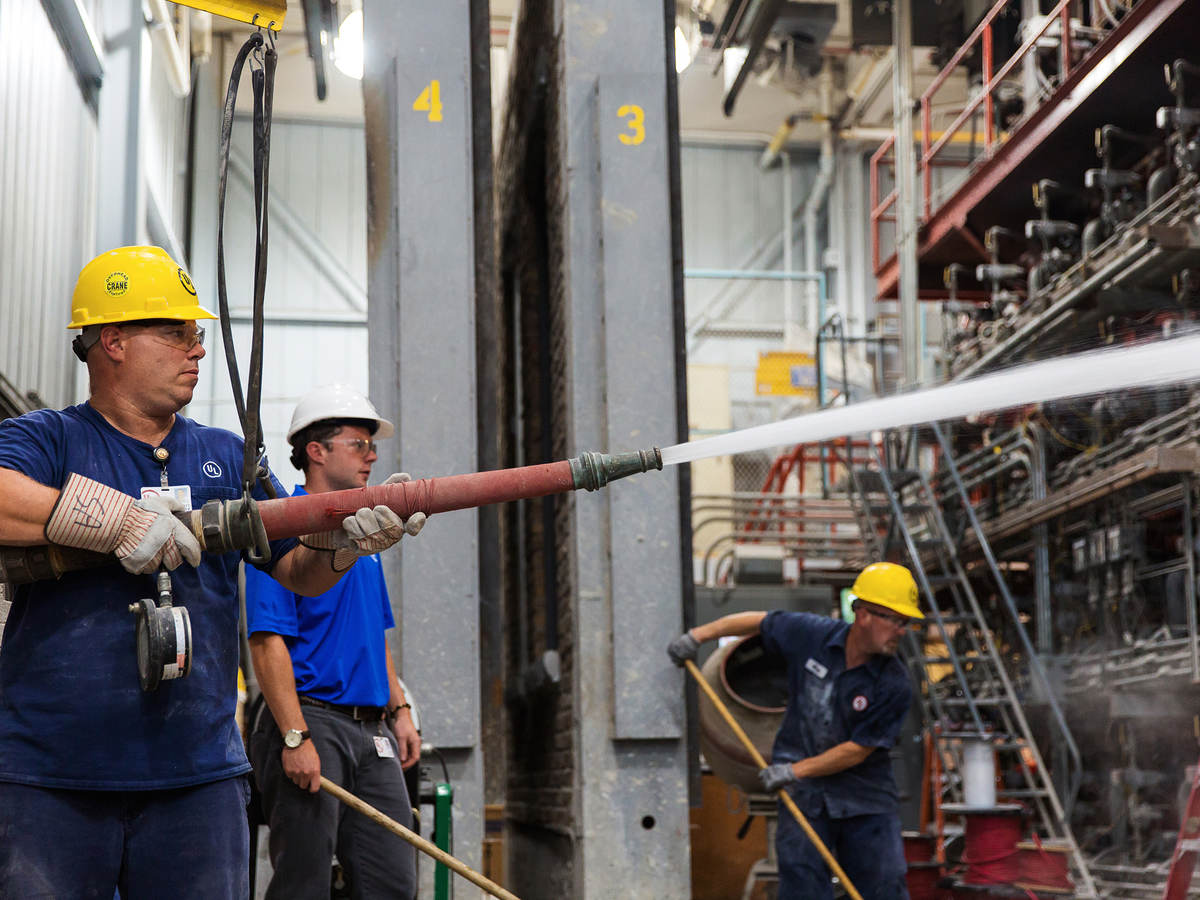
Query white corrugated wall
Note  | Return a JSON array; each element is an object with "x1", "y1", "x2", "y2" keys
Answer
[
  {"x1": 0, "y1": 1, "x2": 100, "y2": 408},
  {"x1": 188, "y1": 115, "x2": 370, "y2": 489}
]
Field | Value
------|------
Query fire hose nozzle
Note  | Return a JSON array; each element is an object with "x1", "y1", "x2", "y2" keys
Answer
[{"x1": 569, "y1": 448, "x2": 663, "y2": 492}]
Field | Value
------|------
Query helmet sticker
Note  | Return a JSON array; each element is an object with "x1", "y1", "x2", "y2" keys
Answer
[
  {"x1": 105, "y1": 272, "x2": 129, "y2": 296},
  {"x1": 852, "y1": 694, "x2": 869, "y2": 712},
  {"x1": 177, "y1": 268, "x2": 197, "y2": 296}
]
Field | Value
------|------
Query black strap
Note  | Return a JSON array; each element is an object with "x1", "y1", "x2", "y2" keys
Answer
[
  {"x1": 215, "y1": 31, "x2": 278, "y2": 492},
  {"x1": 214, "y1": 29, "x2": 278, "y2": 565},
  {"x1": 215, "y1": 32, "x2": 261, "y2": 460}
]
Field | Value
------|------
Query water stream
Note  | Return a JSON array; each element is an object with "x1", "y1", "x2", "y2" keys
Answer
[{"x1": 660, "y1": 334, "x2": 1200, "y2": 466}]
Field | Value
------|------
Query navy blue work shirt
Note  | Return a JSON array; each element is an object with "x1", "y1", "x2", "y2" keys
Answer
[
  {"x1": 0, "y1": 402, "x2": 297, "y2": 789},
  {"x1": 760, "y1": 610, "x2": 912, "y2": 819}
]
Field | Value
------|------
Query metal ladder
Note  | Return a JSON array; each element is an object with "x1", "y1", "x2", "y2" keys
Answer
[{"x1": 848, "y1": 424, "x2": 1097, "y2": 897}]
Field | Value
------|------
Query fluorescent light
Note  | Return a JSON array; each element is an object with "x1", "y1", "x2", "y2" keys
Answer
[
  {"x1": 333, "y1": 9, "x2": 363, "y2": 80},
  {"x1": 722, "y1": 46, "x2": 748, "y2": 94},
  {"x1": 674, "y1": 25, "x2": 692, "y2": 73}
]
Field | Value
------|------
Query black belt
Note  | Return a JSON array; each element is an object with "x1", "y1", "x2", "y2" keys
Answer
[{"x1": 299, "y1": 695, "x2": 386, "y2": 722}]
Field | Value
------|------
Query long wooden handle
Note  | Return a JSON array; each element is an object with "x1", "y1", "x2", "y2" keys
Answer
[
  {"x1": 320, "y1": 776, "x2": 521, "y2": 900},
  {"x1": 683, "y1": 660, "x2": 864, "y2": 900}
]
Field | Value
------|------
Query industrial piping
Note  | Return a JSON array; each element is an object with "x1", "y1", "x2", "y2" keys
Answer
[{"x1": 0, "y1": 449, "x2": 663, "y2": 584}]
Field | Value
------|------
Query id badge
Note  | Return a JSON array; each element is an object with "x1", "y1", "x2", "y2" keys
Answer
[
  {"x1": 141, "y1": 485, "x2": 193, "y2": 511},
  {"x1": 373, "y1": 735, "x2": 396, "y2": 759}
]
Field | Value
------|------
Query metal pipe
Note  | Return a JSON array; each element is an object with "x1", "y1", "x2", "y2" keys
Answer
[
  {"x1": 816, "y1": 314, "x2": 828, "y2": 407},
  {"x1": 699, "y1": 531, "x2": 865, "y2": 585},
  {"x1": 1022, "y1": 423, "x2": 1053, "y2": 654},
  {"x1": 685, "y1": 268, "x2": 824, "y2": 284},
  {"x1": 892, "y1": 0, "x2": 920, "y2": 387},
  {"x1": 1185, "y1": 474, "x2": 1198, "y2": 683},
  {"x1": 805, "y1": 60, "x2": 836, "y2": 336},
  {"x1": 146, "y1": 0, "x2": 191, "y2": 97},
  {"x1": 783, "y1": 150, "x2": 795, "y2": 344}
]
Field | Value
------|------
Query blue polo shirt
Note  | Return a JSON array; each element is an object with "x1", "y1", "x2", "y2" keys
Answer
[
  {"x1": 760, "y1": 610, "x2": 912, "y2": 819},
  {"x1": 0, "y1": 402, "x2": 297, "y2": 789},
  {"x1": 244, "y1": 485, "x2": 395, "y2": 708}
]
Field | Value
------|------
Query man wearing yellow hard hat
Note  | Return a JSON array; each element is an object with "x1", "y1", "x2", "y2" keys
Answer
[
  {"x1": 0, "y1": 247, "x2": 421, "y2": 898},
  {"x1": 668, "y1": 561, "x2": 922, "y2": 900}
]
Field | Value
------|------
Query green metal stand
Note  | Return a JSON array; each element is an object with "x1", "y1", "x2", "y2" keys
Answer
[{"x1": 433, "y1": 782, "x2": 453, "y2": 900}]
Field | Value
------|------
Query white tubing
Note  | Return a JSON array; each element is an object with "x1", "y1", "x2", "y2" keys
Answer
[{"x1": 146, "y1": 0, "x2": 190, "y2": 98}]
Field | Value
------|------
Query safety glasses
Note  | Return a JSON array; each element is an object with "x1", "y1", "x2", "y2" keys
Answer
[
  {"x1": 322, "y1": 438, "x2": 378, "y2": 457},
  {"x1": 120, "y1": 323, "x2": 206, "y2": 353},
  {"x1": 864, "y1": 605, "x2": 912, "y2": 629}
]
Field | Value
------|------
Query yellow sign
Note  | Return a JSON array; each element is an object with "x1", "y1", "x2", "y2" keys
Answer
[
  {"x1": 171, "y1": 1, "x2": 286, "y2": 30},
  {"x1": 755, "y1": 352, "x2": 816, "y2": 396}
]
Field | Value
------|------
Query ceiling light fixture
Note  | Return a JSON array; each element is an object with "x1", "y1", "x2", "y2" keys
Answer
[
  {"x1": 333, "y1": 7, "x2": 363, "y2": 80},
  {"x1": 674, "y1": 25, "x2": 692, "y2": 74}
]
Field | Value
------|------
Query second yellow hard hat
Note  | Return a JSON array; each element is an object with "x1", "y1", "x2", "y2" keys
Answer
[{"x1": 850, "y1": 562, "x2": 924, "y2": 620}]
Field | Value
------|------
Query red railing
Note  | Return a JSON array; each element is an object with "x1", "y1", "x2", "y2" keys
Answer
[
  {"x1": 870, "y1": 0, "x2": 1077, "y2": 274},
  {"x1": 741, "y1": 438, "x2": 877, "y2": 539}
]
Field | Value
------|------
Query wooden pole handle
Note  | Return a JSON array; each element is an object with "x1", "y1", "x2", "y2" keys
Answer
[
  {"x1": 320, "y1": 776, "x2": 521, "y2": 900},
  {"x1": 683, "y1": 659, "x2": 864, "y2": 900}
]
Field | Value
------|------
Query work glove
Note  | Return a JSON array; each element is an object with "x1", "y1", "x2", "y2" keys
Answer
[
  {"x1": 666, "y1": 632, "x2": 700, "y2": 667},
  {"x1": 45, "y1": 474, "x2": 202, "y2": 574},
  {"x1": 758, "y1": 762, "x2": 798, "y2": 794},
  {"x1": 302, "y1": 473, "x2": 426, "y2": 570}
]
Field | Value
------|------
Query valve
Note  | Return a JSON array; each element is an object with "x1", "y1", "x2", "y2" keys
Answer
[{"x1": 975, "y1": 264, "x2": 1025, "y2": 283}]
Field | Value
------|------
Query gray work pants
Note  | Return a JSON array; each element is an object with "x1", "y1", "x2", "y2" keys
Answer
[{"x1": 250, "y1": 703, "x2": 416, "y2": 900}]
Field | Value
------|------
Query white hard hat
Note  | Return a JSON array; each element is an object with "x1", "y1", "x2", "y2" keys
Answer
[{"x1": 287, "y1": 384, "x2": 395, "y2": 442}]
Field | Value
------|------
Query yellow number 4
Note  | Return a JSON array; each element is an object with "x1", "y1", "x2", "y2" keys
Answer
[
  {"x1": 617, "y1": 104, "x2": 645, "y2": 145},
  {"x1": 413, "y1": 80, "x2": 443, "y2": 122}
]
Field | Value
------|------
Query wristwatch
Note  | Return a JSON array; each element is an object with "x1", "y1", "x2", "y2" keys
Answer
[{"x1": 283, "y1": 728, "x2": 311, "y2": 749}]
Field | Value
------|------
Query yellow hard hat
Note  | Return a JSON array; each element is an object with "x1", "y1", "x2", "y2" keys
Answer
[
  {"x1": 850, "y1": 562, "x2": 923, "y2": 620},
  {"x1": 68, "y1": 246, "x2": 217, "y2": 329}
]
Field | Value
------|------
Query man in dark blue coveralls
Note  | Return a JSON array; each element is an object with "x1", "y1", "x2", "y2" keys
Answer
[
  {"x1": 0, "y1": 247, "x2": 421, "y2": 899},
  {"x1": 669, "y1": 561, "x2": 922, "y2": 900}
]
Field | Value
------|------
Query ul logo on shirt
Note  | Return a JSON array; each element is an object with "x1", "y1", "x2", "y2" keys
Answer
[
  {"x1": 852, "y1": 694, "x2": 869, "y2": 712},
  {"x1": 202, "y1": 461, "x2": 223, "y2": 478}
]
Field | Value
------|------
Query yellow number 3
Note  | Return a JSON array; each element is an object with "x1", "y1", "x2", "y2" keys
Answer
[
  {"x1": 413, "y1": 80, "x2": 443, "y2": 122},
  {"x1": 617, "y1": 104, "x2": 645, "y2": 145}
]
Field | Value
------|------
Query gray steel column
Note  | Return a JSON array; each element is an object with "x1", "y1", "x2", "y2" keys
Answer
[
  {"x1": 561, "y1": 2, "x2": 689, "y2": 896},
  {"x1": 362, "y1": 0, "x2": 484, "y2": 889},
  {"x1": 96, "y1": 0, "x2": 149, "y2": 250},
  {"x1": 892, "y1": 0, "x2": 922, "y2": 386}
]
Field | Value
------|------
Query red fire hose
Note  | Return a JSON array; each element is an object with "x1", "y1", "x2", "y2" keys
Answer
[
  {"x1": 256, "y1": 459, "x2": 575, "y2": 539},
  {"x1": 0, "y1": 449, "x2": 661, "y2": 584}
]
